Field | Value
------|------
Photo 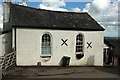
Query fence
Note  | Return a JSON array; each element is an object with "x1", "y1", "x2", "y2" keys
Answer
[{"x1": 0, "y1": 52, "x2": 16, "y2": 75}]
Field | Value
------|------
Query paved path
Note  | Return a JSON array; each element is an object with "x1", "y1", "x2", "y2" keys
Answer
[{"x1": 2, "y1": 66, "x2": 120, "y2": 80}]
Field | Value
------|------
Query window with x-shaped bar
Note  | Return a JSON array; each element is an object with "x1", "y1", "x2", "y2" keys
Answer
[
  {"x1": 41, "y1": 33, "x2": 51, "y2": 55},
  {"x1": 76, "y1": 34, "x2": 84, "y2": 52}
]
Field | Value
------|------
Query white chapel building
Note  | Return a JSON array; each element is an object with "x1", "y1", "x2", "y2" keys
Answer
[{"x1": 4, "y1": 3, "x2": 105, "y2": 66}]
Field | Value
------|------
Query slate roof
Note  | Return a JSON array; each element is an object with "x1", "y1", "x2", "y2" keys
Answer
[{"x1": 8, "y1": 3, "x2": 104, "y2": 31}]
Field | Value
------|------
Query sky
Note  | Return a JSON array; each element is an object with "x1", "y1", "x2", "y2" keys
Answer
[{"x1": 0, "y1": 0, "x2": 119, "y2": 37}]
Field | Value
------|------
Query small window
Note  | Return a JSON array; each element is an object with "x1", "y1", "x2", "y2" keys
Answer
[
  {"x1": 41, "y1": 33, "x2": 51, "y2": 55},
  {"x1": 76, "y1": 34, "x2": 84, "y2": 52}
]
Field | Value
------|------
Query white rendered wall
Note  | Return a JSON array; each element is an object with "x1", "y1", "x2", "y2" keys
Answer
[
  {"x1": 16, "y1": 28, "x2": 104, "y2": 66},
  {"x1": 12, "y1": 28, "x2": 15, "y2": 49}
]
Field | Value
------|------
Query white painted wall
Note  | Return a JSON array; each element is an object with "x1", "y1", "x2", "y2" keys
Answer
[
  {"x1": 12, "y1": 28, "x2": 15, "y2": 49},
  {"x1": 16, "y1": 28, "x2": 104, "y2": 66}
]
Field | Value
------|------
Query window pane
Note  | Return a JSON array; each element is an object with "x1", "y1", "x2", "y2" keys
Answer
[
  {"x1": 41, "y1": 34, "x2": 51, "y2": 55},
  {"x1": 76, "y1": 34, "x2": 83, "y2": 52}
]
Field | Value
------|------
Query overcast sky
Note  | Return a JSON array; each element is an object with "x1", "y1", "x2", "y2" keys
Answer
[{"x1": 0, "y1": 0, "x2": 119, "y2": 37}]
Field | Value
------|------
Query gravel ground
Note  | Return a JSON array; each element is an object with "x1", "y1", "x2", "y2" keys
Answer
[{"x1": 1, "y1": 66, "x2": 120, "y2": 80}]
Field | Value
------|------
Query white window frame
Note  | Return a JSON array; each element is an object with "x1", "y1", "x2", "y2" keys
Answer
[{"x1": 76, "y1": 33, "x2": 84, "y2": 54}]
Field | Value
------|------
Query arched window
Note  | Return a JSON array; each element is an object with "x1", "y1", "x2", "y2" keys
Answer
[
  {"x1": 41, "y1": 33, "x2": 51, "y2": 55},
  {"x1": 76, "y1": 34, "x2": 84, "y2": 53}
]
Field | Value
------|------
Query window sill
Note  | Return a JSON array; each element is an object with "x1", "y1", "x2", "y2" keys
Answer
[
  {"x1": 40, "y1": 54, "x2": 51, "y2": 57},
  {"x1": 75, "y1": 52, "x2": 84, "y2": 54}
]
